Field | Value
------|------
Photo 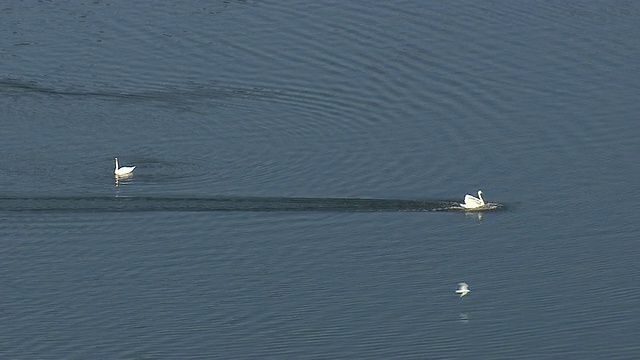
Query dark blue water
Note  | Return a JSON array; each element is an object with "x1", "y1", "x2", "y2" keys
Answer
[{"x1": 1, "y1": 1, "x2": 639, "y2": 358}]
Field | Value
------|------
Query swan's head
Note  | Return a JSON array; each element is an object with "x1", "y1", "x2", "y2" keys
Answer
[{"x1": 477, "y1": 190, "x2": 483, "y2": 196}]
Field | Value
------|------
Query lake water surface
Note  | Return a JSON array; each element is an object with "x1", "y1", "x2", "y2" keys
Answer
[{"x1": 1, "y1": 1, "x2": 639, "y2": 359}]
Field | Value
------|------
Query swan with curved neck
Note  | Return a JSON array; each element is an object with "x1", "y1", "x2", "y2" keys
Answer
[
  {"x1": 114, "y1": 157, "x2": 136, "y2": 176},
  {"x1": 460, "y1": 189, "x2": 485, "y2": 209}
]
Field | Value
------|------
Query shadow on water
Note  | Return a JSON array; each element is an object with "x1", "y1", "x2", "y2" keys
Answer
[
  {"x1": 0, "y1": 78, "x2": 286, "y2": 108},
  {"x1": 0, "y1": 196, "x2": 506, "y2": 213}
]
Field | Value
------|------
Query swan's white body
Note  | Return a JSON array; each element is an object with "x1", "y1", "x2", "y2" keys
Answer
[
  {"x1": 460, "y1": 190, "x2": 485, "y2": 209},
  {"x1": 114, "y1": 157, "x2": 136, "y2": 176},
  {"x1": 456, "y1": 282, "x2": 470, "y2": 297}
]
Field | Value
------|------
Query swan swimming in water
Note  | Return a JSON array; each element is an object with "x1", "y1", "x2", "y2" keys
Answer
[
  {"x1": 460, "y1": 189, "x2": 485, "y2": 209},
  {"x1": 456, "y1": 282, "x2": 470, "y2": 297},
  {"x1": 114, "y1": 157, "x2": 136, "y2": 176}
]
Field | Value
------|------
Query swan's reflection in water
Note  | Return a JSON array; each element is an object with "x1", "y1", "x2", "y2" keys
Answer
[
  {"x1": 114, "y1": 174, "x2": 134, "y2": 189},
  {"x1": 465, "y1": 211, "x2": 483, "y2": 221}
]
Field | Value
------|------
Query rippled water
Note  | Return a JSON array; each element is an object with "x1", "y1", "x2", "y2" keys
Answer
[{"x1": 1, "y1": 1, "x2": 639, "y2": 359}]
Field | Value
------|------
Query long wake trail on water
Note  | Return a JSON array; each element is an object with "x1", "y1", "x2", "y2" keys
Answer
[{"x1": 0, "y1": 196, "x2": 504, "y2": 213}]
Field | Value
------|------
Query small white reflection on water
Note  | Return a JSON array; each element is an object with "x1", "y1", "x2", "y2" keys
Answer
[
  {"x1": 115, "y1": 175, "x2": 135, "y2": 188},
  {"x1": 459, "y1": 313, "x2": 470, "y2": 323},
  {"x1": 465, "y1": 211, "x2": 483, "y2": 222}
]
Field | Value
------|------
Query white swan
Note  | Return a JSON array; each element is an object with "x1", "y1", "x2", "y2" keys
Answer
[
  {"x1": 460, "y1": 189, "x2": 485, "y2": 209},
  {"x1": 114, "y1": 157, "x2": 136, "y2": 176},
  {"x1": 456, "y1": 282, "x2": 470, "y2": 297}
]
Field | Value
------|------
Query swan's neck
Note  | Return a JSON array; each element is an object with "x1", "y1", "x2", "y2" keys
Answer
[
  {"x1": 478, "y1": 191, "x2": 485, "y2": 205},
  {"x1": 115, "y1": 158, "x2": 119, "y2": 170}
]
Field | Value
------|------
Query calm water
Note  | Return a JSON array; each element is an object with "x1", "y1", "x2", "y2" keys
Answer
[{"x1": 1, "y1": 1, "x2": 639, "y2": 358}]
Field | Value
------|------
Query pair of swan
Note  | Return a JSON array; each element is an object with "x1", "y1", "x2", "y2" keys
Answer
[
  {"x1": 460, "y1": 189, "x2": 485, "y2": 209},
  {"x1": 114, "y1": 159, "x2": 486, "y2": 210},
  {"x1": 114, "y1": 157, "x2": 135, "y2": 176}
]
